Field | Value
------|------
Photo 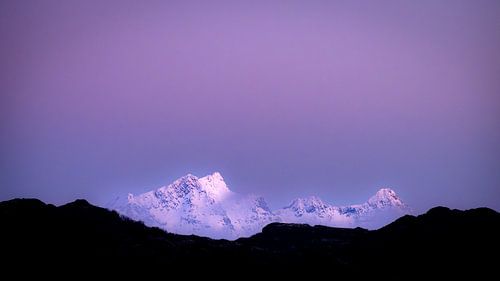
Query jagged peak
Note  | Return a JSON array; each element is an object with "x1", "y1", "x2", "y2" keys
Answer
[
  {"x1": 198, "y1": 171, "x2": 231, "y2": 202},
  {"x1": 367, "y1": 188, "x2": 405, "y2": 208},
  {"x1": 199, "y1": 172, "x2": 225, "y2": 186},
  {"x1": 127, "y1": 172, "x2": 233, "y2": 207},
  {"x1": 174, "y1": 173, "x2": 199, "y2": 183},
  {"x1": 162, "y1": 174, "x2": 202, "y2": 198},
  {"x1": 375, "y1": 188, "x2": 397, "y2": 196},
  {"x1": 203, "y1": 171, "x2": 223, "y2": 181},
  {"x1": 288, "y1": 196, "x2": 327, "y2": 210}
]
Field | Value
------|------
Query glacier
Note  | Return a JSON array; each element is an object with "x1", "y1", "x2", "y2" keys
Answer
[{"x1": 109, "y1": 172, "x2": 410, "y2": 239}]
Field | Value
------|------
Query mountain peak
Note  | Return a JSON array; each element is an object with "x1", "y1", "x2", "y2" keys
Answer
[
  {"x1": 198, "y1": 171, "x2": 231, "y2": 202},
  {"x1": 177, "y1": 173, "x2": 199, "y2": 183},
  {"x1": 209, "y1": 171, "x2": 223, "y2": 180},
  {"x1": 287, "y1": 196, "x2": 328, "y2": 213},
  {"x1": 167, "y1": 173, "x2": 202, "y2": 196},
  {"x1": 199, "y1": 171, "x2": 224, "y2": 185},
  {"x1": 368, "y1": 188, "x2": 405, "y2": 208},
  {"x1": 376, "y1": 187, "x2": 396, "y2": 195}
]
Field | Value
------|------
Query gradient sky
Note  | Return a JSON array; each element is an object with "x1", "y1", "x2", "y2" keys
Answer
[{"x1": 1, "y1": 0, "x2": 499, "y2": 212}]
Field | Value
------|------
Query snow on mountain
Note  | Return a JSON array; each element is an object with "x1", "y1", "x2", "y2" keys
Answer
[
  {"x1": 367, "y1": 188, "x2": 406, "y2": 209},
  {"x1": 110, "y1": 172, "x2": 410, "y2": 239},
  {"x1": 197, "y1": 172, "x2": 232, "y2": 202},
  {"x1": 274, "y1": 196, "x2": 353, "y2": 227},
  {"x1": 112, "y1": 172, "x2": 275, "y2": 239},
  {"x1": 342, "y1": 188, "x2": 410, "y2": 229},
  {"x1": 273, "y1": 188, "x2": 409, "y2": 229},
  {"x1": 116, "y1": 174, "x2": 234, "y2": 238},
  {"x1": 222, "y1": 194, "x2": 279, "y2": 236},
  {"x1": 338, "y1": 188, "x2": 408, "y2": 217}
]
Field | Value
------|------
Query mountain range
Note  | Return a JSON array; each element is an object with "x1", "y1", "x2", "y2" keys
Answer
[{"x1": 109, "y1": 172, "x2": 410, "y2": 239}]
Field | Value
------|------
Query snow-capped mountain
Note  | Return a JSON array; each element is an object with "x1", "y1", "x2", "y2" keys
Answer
[
  {"x1": 277, "y1": 188, "x2": 410, "y2": 229},
  {"x1": 274, "y1": 196, "x2": 353, "y2": 227},
  {"x1": 111, "y1": 172, "x2": 276, "y2": 239},
  {"x1": 110, "y1": 172, "x2": 410, "y2": 239},
  {"x1": 338, "y1": 188, "x2": 407, "y2": 218}
]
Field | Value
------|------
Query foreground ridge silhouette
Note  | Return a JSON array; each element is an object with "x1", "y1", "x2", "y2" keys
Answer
[{"x1": 1, "y1": 198, "x2": 498, "y2": 278}]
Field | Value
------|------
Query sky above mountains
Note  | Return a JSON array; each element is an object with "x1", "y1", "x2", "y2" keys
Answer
[{"x1": 1, "y1": 0, "x2": 499, "y2": 212}]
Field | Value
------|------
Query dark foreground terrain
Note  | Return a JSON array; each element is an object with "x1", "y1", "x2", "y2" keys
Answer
[{"x1": 1, "y1": 198, "x2": 499, "y2": 277}]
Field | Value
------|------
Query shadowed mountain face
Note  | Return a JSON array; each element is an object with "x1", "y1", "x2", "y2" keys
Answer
[{"x1": 1, "y1": 199, "x2": 498, "y2": 277}]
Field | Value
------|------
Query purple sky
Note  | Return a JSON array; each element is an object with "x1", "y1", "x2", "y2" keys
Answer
[{"x1": 1, "y1": 0, "x2": 499, "y2": 212}]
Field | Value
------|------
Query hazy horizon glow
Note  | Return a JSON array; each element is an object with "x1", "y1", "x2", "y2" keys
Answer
[{"x1": 1, "y1": 0, "x2": 499, "y2": 212}]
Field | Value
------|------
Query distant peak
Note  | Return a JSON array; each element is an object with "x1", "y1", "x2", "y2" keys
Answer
[
  {"x1": 178, "y1": 173, "x2": 198, "y2": 182},
  {"x1": 288, "y1": 196, "x2": 327, "y2": 209},
  {"x1": 210, "y1": 171, "x2": 223, "y2": 180},
  {"x1": 376, "y1": 187, "x2": 396, "y2": 195},
  {"x1": 303, "y1": 195, "x2": 324, "y2": 204},
  {"x1": 199, "y1": 172, "x2": 231, "y2": 201},
  {"x1": 169, "y1": 173, "x2": 200, "y2": 188},
  {"x1": 368, "y1": 188, "x2": 405, "y2": 208},
  {"x1": 168, "y1": 173, "x2": 202, "y2": 195},
  {"x1": 199, "y1": 171, "x2": 226, "y2": 184}
]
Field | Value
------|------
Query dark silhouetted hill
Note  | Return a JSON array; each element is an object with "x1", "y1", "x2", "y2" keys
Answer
[{"x1": 1, "y1": 198, "x2": 498, "y2": 277}]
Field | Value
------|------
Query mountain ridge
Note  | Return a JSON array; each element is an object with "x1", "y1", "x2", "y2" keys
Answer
[
  {"x1": 1, "y1": 198, "x2": 498, "y2": 277},
  {"x1": 110, "y1": 172, "x2": 410, "y2": 239}
]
